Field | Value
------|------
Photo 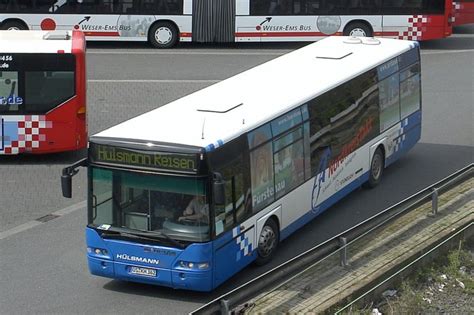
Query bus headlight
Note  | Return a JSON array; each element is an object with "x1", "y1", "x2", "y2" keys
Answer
[
  {"x1": 87, "y1": 247, "x2": 109, "y2": 258},
  {"x1": 179, "y1": 261, "x2": 193, "y2": 268},
  {"x1": 178, "y1": 261, "x2": 210, "y2": 270}
]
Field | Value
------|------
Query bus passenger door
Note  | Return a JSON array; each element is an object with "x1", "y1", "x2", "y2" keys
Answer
[
  {"x1": 212, "y1": 171, "x2": 255, "y2": 288},
  {"x1": 192, "y1": 0, "x2": 235, "y2": 43}
]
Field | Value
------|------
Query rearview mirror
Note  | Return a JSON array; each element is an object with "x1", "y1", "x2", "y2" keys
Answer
[
  {"x1": 61, "y1": 173, "x2": 72, "y2": 198},
  {"x1": 60, "y1": 158, "x2": 87, "y2": 198},
  {"x1": 213, "y1": 172, "x2": 225, "y2": 206}
]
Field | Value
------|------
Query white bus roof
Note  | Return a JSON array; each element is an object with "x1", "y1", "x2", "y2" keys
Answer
[
  {"x1": 93, "y1": 36, "x2": 418, "y2": 151},
  {"x1": 0, "y1": 30, "x2": 74, "y2": 53}
]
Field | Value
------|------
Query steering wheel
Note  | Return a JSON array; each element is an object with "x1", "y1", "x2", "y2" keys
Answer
[{"x1": 179, "y1": 218, "x2": 197, "y2": 226}]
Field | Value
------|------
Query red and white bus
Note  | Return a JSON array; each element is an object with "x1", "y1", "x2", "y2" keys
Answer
[
  {"x1": 453, "y1": 0, "x2": 474, "y2": 25},
  {"x1": 0, "y1": 30, "x2": 87, "y2": 155},
  {"x1": 0, "y1": 0, "x2": 453, "y2": 48}
]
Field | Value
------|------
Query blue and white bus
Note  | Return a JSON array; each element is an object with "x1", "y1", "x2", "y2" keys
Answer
[{"x1": 62, "y1": 36, "x2": 422, "y2": 291}]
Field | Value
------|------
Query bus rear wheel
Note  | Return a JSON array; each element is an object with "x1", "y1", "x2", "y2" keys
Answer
[
  {"x1": 149, "y1": 22, "x2": 178, "y2": 48},
  {"x1": 1, "y1": 21, "x2": 28, "y2": 31},
  {"x1": 366, "y1": 147, "x2": 384, "y2": 188},
  {"x1": 255, "y1": 218, "x2": 279, "y2": 266},
  {"x1": 343, "y1": 22, "x2": 372, "y2": 37}
]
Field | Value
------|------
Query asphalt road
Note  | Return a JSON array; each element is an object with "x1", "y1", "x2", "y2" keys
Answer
[{"x1": 0, "y1": 27, "x2": 473, "y2": 314}]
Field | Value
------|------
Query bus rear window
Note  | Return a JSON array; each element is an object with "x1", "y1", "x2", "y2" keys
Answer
[
  {"x1": 0, "y1": 71, "x2": 21, "y2": 112},
  {"x1": 0, "y1": 53, "x2": 76, "y2": 114},
  {"x1": 25, "y1": 71, "x2": 75, "y2": 112}
]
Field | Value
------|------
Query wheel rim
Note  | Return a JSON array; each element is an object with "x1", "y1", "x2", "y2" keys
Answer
[
  {"x1": 258, "y1": 226, "x2": 276, "y2": 258},
  {"x1": 155, "y1": 27, "x2": 172, "y2": 45},
  {"x1": 8, "y1": 26, "x2": 21, "y2": 30},
  {"x1": 371, "y1": 154, "x2": 382, "y2": 181},
  {"x1": 349, "y1": 28, "x2": 367, "y2": 37}
]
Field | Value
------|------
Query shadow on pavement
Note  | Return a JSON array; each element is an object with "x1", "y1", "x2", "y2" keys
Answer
[
  {"x1": 420, "y1": 34, "x2": 474, "y2": 50},
  {"x1": 102, "y1": 279, "x2": 219, "y2": 303}
]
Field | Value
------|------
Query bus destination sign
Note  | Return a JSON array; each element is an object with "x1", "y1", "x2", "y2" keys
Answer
[{"x1": 90, "y1": 144, "x2": 198, "y2": 172}]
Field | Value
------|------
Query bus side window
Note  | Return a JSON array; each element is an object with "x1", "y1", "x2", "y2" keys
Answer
[
  {"x1": 398, "y1": 53, "x2": 420, "y2": 119},
  {"x1": 74, "y1": 0, "x2": 96, "y2": 14},
  {"x1": 273, "y1": 131, "x2": 305, "y2": 199},
  {"x1": 247, "y1": 123, "x2": 274, "y2": 212},
  {"x1": 378, "y1": 73, "x2": 400, "y2": 132},
  {"x1": 54, "y1": 0, "x2": 79, "y2": 14},
  {"x1": 0, "y1": 0, "x2": 9, "y2": 12},
  {"x1": 12, "y1": 0, "x2": 48, "y2": 12},
  {"x1": 331, "y1": 70, "x2": 380, "y2": 159},
  {"x1": 270, "y1": 107, "x2": 305, "y2": 199},
  {"x1": 307, "y1": 93, "x2": 333, "y2": 176},
  {"x1": 125, "y1": 0, "x2": 140, "y2": 14}
]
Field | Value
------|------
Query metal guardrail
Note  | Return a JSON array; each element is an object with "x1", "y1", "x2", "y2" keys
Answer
[
  {"x1": 334, "y1": 221, "x2": 473, "y2": 314},
  {"x1": 191, "y1": 164, "x2": 473, "y2": 315}
]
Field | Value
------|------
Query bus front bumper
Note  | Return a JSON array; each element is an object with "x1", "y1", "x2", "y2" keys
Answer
[{"x1": 87, "y1": 256, "x2": 213, "y2": 291}]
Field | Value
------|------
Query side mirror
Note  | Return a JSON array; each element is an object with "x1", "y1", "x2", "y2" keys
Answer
[
  {"x1": 61, "y1": 172, "x2": 72, "y2": 198},
  {"x1": 213, "y1": 172, "x2": 225, "y2": 206},
  {"x1": 60, "y1": 158, "x2": 87, "y2": 198}
]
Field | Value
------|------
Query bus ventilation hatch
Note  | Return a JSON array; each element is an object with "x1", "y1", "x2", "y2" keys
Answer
[
  {"x1": 197, "y1": 103, "x2": 243, "y2": 113},
  {"x1": 43, "y1": 31, "x2": 71, "y2": 40},
  {"x1": 316, "y1": 50, "x2": 352, "y2": 60}
]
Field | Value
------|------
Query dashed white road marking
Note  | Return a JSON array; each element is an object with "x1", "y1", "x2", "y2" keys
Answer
[{"x1": 0, "y1": 201, "x2": 86, "y2": 240}]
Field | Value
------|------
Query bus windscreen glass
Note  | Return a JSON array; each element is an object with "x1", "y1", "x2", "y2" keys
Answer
[{"x1": 91, "y1": 167, "x2": 210, "y2": 242}]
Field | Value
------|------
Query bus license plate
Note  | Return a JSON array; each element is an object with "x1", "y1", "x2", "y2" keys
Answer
[{"x1": 130, "y1": 266, "x2": 157, "y2": 277}]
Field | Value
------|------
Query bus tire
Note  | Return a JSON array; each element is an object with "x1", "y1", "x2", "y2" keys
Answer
[
  {"x1": 149, "y1": 22, "x2": 178, "y2": 48},
  {"x1": 343, "y1": 22, "x2": 372, "y2": 37},
  {"x1": 366, "y1": 147, "x2": 384, "y2": 188},
  {"x1": 1, "y1": 20, "x2": 28, "y2": 31},
  {"x1": 255, "y1": 218, "x2": 279, "y2": 266}
]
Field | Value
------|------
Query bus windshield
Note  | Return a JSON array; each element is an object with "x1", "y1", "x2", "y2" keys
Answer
[{"x1": 90, "y1": 167, "x2": 210, "y2": 243}]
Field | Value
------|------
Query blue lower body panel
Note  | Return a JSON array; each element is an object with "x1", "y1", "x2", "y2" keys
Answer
[
  {"x1": 87, "y1": 256, "x2": 213, "y2": 291},
  {"x1": 85, "y1": 228, "x2": 214, "y2": 291}
]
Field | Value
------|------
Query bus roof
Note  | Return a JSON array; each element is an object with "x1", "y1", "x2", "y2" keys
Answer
[
  {"x1": 0, "y1": 30, "x2": 78, "y2": 53},
  {"x1": 93, "y1": 36, "x2": 418, "y2": 152}
]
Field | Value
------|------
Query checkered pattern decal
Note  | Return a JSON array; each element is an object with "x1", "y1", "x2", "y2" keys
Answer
[
  {"x1": 399, "y1": 15, "x2": 428, "y2": 40},
  {"x1": 453, "y1": 1, "x2": 460, "y2": 23},
  {"x1": 0, "y1": 115, "x2": 52, "y2": 154},
  {"x1": 233, "y1": 226, "x2": 254, "y2": 261},
  {"x1": 393, "y1": 118, "x2": 409, "y2": 153}
]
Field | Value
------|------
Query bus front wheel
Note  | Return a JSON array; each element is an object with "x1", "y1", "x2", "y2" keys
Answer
[
  {"x1": 1, "y1": 21, "x2": 28, "y2": 31},
  {"x1": 149, "y1": 22, "x2": 178, "y2": 48},
  {"x1": 343, "y1": 22, "x2": 372, "y2": 37},
  {"x1": 366, "y1": 147, "x2": 384, "y2": 188},
  {"x1": 255, "y1": 218, "x2": 279, "y2": 266}
]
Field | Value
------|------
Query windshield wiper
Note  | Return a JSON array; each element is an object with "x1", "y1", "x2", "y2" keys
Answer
[
  {"x1": 151, "y1": 231, "x2": 185, "y2": 249},
  {"x1": 100, "y1": 230, "x2": 156, "y2": 242},
  {"x1": 100, "y1": 230, "x2": 184, "y2": 248}
]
